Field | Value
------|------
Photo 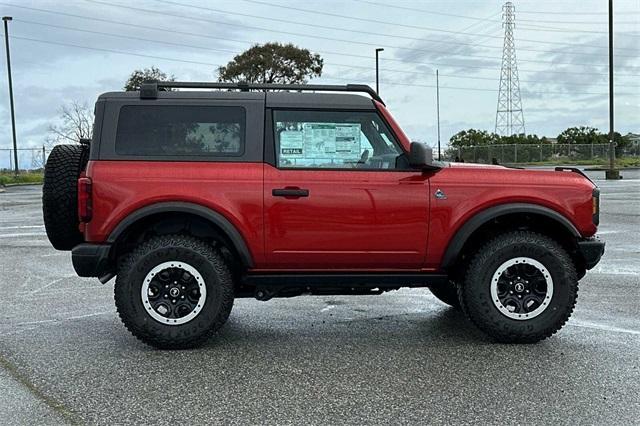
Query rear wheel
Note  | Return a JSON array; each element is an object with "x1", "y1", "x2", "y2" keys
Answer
[
  {"x1": 459, "y1": 231, "x2": 578, "y2": 343},
  {"x1": 42, "y1": 144, "x2": 89, "y2": 250},
  {"x1": 115, "y1": 234, "x2": 234, "y2": 349},
  {"x1": 429, "y1": 281, "x2": 460, "y2": 309}
]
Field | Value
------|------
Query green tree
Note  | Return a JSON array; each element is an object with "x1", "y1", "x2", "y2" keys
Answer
[
  {"x1": 501, "y1": 134, "x2": 542, "y2": 145},
  {"x1": 218, "y1": 42, "x2": 323, "y2": 84},
  {"x1": 556, "y1": 126, "x2": 603, "y2": 145},
  {"x1": 449, "y1": 129, "x2": 500, "y2": 147},
  {"x1": 124, "y1": 66, "x2": 175, "y2": 91}
]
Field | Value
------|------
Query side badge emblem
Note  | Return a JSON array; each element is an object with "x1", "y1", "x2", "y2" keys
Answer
[{"x1": 434, "y1": 189, "x2": 447, "y2": 200}]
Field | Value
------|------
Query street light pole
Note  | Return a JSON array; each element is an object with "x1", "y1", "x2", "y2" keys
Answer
[
  {"x1": 436, "y1": 69, "x2": 441, "y2": 161},
  {"x1": 2, "y1": 16, "x2": 18, "y2": 176},
  {"x1": 606, "y1": 0, "x2": 619, "y2": 179},
  {"x1": 375, "y1": 48, "x2": 384, "y2": 95}
]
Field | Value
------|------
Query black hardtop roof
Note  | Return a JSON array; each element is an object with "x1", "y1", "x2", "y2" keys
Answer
[{"x1": 97, "y1": 89, "x2": 377, "y2": 110}]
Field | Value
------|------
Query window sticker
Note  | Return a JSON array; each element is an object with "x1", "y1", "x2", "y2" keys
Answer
[
  {"x1": 299, "y1": 123, "x2": 361, "y2": 159},
  {"x1": 280, "y1": 130, "x2": 304, "y2": 159},
  {"x1": 333, "y1": 124, "x2": 361, "y2": 158}
]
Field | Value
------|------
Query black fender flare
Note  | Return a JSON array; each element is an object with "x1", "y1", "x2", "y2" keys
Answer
[
  {"x1": 440, "y1": 203, "x2": 580, "y2": 270},
  {"x1": 107, "y1": 201, "x2": 254, "y2": 268}
]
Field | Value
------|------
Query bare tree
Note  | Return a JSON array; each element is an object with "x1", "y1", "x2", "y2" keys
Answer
[{"x1": 47, "y1": 101, "x2": 93, "y2": 147}]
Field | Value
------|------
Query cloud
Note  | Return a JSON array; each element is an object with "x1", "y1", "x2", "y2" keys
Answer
[
  {"x1": 3, "y1": 0, "x2": 249, "y2": 68},
  {"x1": 521, "y1": 34, "x2": 640, "y2": 94},
  {"x1": 393, "y1": 33, "x2": 500, "y2": 72}
]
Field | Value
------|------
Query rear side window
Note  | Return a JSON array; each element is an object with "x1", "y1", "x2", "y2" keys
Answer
[{"x1": 115, "y1": 105, "x2": 245, "y2": 156}]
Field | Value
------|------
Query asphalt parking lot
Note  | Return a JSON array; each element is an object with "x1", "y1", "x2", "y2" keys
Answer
[{"x1": 1, "y1": 169, "x2": 638, "y2": 425}]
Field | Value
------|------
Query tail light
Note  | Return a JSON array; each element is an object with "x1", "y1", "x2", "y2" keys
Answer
[
  {"x1": 78, "y1": 177, "x2": 93, "y2": 222},
  {"x1": 592, "y1": 188, "x2": 600, "y2": 226}
]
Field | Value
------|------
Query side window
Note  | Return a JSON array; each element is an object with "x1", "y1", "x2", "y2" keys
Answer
[
  {"x1": 273, "y1": 110, "x2": 405, "y2": 169},
  {"x1": 115, "y1": 105, "x2": 245, "y2": 156}
]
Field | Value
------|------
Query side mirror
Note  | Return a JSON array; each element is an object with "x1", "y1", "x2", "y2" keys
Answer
[{"x1": 408, "y1": 142, "x2": 434, "y2": 168}]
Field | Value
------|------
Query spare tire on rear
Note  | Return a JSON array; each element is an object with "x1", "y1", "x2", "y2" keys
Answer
[{"x1": 43, "y1": 144, "x2": 89, "y2": 250}]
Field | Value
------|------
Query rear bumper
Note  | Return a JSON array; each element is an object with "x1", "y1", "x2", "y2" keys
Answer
[
  {"x1": 71, "y1": 243, "x2": 114, "y2": 282},
  {"x1": 578, "y1": 237, "x2": 605, "y2": 270}
]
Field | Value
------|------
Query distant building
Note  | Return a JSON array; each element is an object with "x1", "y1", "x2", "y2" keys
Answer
[{"x1": 624, "y1": 133, "x2": 640, "y2": 143}]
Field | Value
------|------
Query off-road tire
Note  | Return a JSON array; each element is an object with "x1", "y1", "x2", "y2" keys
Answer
[
  {"x1": 429, "y1": 281, "x2": 461, "y2": 309},
  {"x1": 115, "y1": 234, "x2": 234, "y2": 349},
  {"x1": 458, "y1": 231, "x2": 578, "y2": 343},
  {"x1": 42, "y1": 144, "x2": 89, "y2": 250}
]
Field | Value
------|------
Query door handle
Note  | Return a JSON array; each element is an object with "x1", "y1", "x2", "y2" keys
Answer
[{"x1": 272, "y1": 188, "x2": 309, "y2": 197}]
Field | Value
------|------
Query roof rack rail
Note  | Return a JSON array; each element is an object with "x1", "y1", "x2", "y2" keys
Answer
[{"x1": 138, "y1": 81, "x2": 385, "y2": 105}]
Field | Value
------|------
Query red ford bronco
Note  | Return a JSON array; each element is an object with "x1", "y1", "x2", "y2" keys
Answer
[{"x1": 43, "y1": 82, "x2": 604, "y2": 349}]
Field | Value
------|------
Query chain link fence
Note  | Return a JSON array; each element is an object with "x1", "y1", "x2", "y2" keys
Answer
[
  {"x1": 445, "y1": 143, "x2": 640, "y2": 164},
  {"x1": 2, "y1": 142, "x2": 639, "y2": 170},
  {"x1": 0, "y1": 146, "x2": 50, "y2": 171}
]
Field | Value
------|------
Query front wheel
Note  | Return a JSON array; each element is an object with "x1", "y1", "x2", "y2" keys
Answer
[
  {"x1": 459, "y1": 231, "x2": 578, "y2": 343},
  {"x1": 115, "y1": 235, "x2": 234, "y2": 349}
]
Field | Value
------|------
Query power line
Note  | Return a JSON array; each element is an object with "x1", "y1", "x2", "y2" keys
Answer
[
  {"x1": 120, "y1": 0, "x2": 638, "y2": 52},
  {"x1": 149, "y1": 0, "x2": 505, "y2": 47},
  {"x1": 400, "y1": 12, "x2": 502, "y2": 62},
  {"x1": 0, "y1": 6, "x2": 629, "y2": 79},
  {"x1": 82, "y1": 0, "x2": 640, "y2": 69},
  {"x1": 6, "y1": 14, "x2": 634, "y2": 78},
  {"x1": 3, "y1": 1, "x2": 637, "y2": 59},
  {"x1": 518, "y1": 10, "x2": 639, "y2": 16},
  {"x1": 352, "y1": 0, "x2": 640, "y2": 25},
  {"x1": 2, "y1": 33, "x2": 636, "y2": 98},
  {"x1": 518, "y1": 22, "x2": 640, "y2": 36},
  {"x1": 517, "y1": 18, "x2": 639, "y2": 25},
  {"x1": 320, "y1": 73, "x2": 626, "y2": 97},
  {"x1": 0, "y1": 34, "x2": 219, "y2": 67},
  {"x1": 238, "y1": 0, "x2": 637, "y2": 36},
  {"x1": 14, "y1": 19, "x2": 239, "y2": 56},
  {"x1": 13, "y1": 18, "x2": 640, "y2": 88}
]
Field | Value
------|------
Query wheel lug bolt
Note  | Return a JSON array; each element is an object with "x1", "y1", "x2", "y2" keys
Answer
[
  {"x1": 182, "y1": 286, "x2": 185, "y2": 290},
  {"x1": 181, "y1": 295, "x2": 185, "y2": 299},
  {"x1": 510, "y1": 291, "x2": 514, "y2": 294},
  {"x1": 518, "y1": 295, "x2": 522, "y2": 298},
  {"x1": 174, "y1": 281, "x2": 177, "y2": 284},
  {"x1": 165, "y1": 285, "x2": 169, "y2": 288},
  {"x1": 164, "y1": 295, "x2": 168, "y2": 298},
  {"x1": 526, "y1": 290, "x2": 529, "y2": 293},
  {"x1": 172, "y1": 299, "x2": 176, "y2": 303}
]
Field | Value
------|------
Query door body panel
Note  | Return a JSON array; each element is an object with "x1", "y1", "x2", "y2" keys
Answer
[{"x1": 263, "y1": 165, "x2": 430, "y2": 269}]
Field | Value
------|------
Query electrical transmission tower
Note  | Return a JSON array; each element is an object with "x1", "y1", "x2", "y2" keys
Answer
[{"x1": 495, "y1": 1, "x2": 525, "y2": 136}]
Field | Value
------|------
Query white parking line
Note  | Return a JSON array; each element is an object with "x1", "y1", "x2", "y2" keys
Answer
[
  {"x1": 0, "y1": 225, "x2": 44, "y2": 230},
  {"x1": 1, "y1": 311, "x2": 112, "y2": 335},
  {"x1": 65, "y1": 312, "x2": 111, "y2": 321},
  {"x1": 0, "y1": 232, "x2": 47, "y2": 238},
  {"x1": 569, "y1": 320, "x2": 640, "y2": 335},
  {"x1": 28, "y1": 275, "x2": 76, "y2": 295}
]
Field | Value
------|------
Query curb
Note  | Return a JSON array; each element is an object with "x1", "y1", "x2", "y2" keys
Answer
[{"x1": 3, "y1": 182, "x2": 43, "y2": 187}]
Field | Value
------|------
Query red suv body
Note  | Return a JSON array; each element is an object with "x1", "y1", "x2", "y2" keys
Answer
[{"x1": 43, "y1": 82, "x2": 604, "y2": 348}]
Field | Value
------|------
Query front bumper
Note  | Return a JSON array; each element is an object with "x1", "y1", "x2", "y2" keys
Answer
[
  {"x1": 578, "y1": 237, "x2": 605, "y2": 270},
  {"x1": 71, "y1": 243, "x2": 114, "y2": 282}
]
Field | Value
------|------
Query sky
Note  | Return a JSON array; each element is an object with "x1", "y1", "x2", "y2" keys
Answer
[{"x1": 0, "y1": 0, "x2": 638, "y2": 168}]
